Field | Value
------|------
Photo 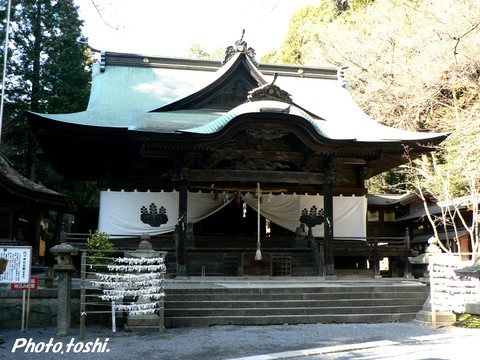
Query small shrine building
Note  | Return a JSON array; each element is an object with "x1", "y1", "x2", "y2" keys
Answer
[
  {"x1": 0, "y1": 155, "x2": 70, "y2": 263},
  {"x1": 27, "y1": 37, "x2": 447, "y2": 276}
]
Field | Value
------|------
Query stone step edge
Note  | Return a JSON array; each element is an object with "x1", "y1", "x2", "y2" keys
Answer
[{"x1": 165, "y1": 313, "x2": 417, "y2": 327}]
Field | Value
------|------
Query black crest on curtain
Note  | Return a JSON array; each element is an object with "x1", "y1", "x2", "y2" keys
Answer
[
  {"x1": 299, "y1": 206, "x2": 325, "y2": 230},
  {"x1": 140, "y1": 203, "x2": 168, "y2": 227}
]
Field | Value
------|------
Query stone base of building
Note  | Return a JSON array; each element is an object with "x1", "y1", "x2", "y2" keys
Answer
[
  {"x1": 125, "y1": 314, "x2": 165, "y2": 333},
  {"x1": 413, "y1": 294, "x2": 456, "y2": 327},
  {"x1": 465, "y1": 302, "x2": 480, "y2": 315}
]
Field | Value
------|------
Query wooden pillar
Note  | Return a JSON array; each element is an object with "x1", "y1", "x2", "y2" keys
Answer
[
  {"x1": 403, "y1": 227, "x2": 412, "y2": 278},
  {"x1": 176, "y1": 168, "x2": 188, "y2": 277},
  {"x1": 33, "y1": 212, "x2": 42, "y2": 264},
  {"x1": 323, "y1": 180, "x2": 335, "y2": 276},
  {"x1": 371, "y1": 238, "x2": 380, "y2": 277}
]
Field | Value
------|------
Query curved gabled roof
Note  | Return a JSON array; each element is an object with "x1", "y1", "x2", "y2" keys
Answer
[
  {"x1": 28, "y1": 48, "x2": 447, "y2": 146},
  {"x1": 25, "y1": 47, "x2": 450, "y2": 183},
  {"x1": 179, "y1": 100, "x2": 328, "y2": 137}
]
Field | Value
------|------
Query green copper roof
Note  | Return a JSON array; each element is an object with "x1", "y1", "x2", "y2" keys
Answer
[
  {"x1": 29, "y1": 50, "x2": 447, "y2": 143},
  {"x1": 180, "y1": 100, "x2": 327, "y2": 136}
]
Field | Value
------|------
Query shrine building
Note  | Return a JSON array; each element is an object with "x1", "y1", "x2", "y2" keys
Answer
[
  {"x1": 27, "y1": 37, "x2": 447, "y2": 277},
  {"x1": 0, "y1": 155, "x2": 70, "y2": 263}
]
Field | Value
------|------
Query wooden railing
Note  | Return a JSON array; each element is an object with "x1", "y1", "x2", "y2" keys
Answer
[
  {"x1": 332, "y1": 236, "x2": 409, "y2": 254},
  {"x1": 60, "y1": 231, "x2": 413, "y2": 277},
  {"x1": 314, "y1": 233, "x2": 412, "y2": 277},
  {"x1": 60, "y1": 232, "x2": 174, "y2": 250}
]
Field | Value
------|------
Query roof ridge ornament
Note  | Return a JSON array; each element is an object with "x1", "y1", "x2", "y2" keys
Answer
[
  {"x1": 247, "y1": 73, "x2": 293, "y2": 103},
  {"x1": 100, "y1": 51, "x2": 106, "y2": 72},
  {"x1": 337, "y1": 65, "x2": 349, "y2": 89},
  {"x1": 223, "y1": 29, "x2": 258, "y2": 65}
]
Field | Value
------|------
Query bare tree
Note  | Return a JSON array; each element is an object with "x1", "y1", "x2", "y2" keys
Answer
[
  {"x1": 402, "y1": 140, "x2": 480, "y2": 258},
  {"x1": 307, "y1": 0, "x2": 480, "y2": 135},
  {"x1": 300, "y1": 1, "x2": 480, "y2": 257}
]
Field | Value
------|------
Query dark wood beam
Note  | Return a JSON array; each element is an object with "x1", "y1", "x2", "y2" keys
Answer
[
  {"x1": 188, "y1": 169, "x2": 325, "y2": 184},
  {"x1": 176, "y1": 168, "x2": 188, "y2": 278}
]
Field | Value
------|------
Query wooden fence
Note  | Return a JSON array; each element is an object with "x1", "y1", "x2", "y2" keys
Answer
[{"x1": 78, "y1": 249, "x2": 167, "y2": 338}]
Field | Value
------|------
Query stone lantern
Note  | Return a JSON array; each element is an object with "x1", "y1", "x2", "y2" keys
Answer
[{"x1": 50, "y1": 243, "x2": 78, "y2": 336}]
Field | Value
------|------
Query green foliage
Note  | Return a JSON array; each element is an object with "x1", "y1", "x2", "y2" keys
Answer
[
  {"x1": 367, "y1": 170, "x2": 408, "y2": 194},
  {"x1": 456, "y1": 313, "x2": 480, "y2": 328},
  {"x1": 399, "y1": 122, "x2": 480, "y2": 203},
  {"x1": 423, "y1": 124, "x2": 480, "y2": 199},
  {"x1": 4, "y1": 0, "x2": 91, "y2": 113},
  {"x1": 87, "y1": 230, "x2": 115, "y2": 251},
  {"x1": 189, "y1": 43, "x2": 224, "y2": 61},
  {"x1": 260, "y1": 50, "x2": 277, "y2": 64},
  {"x1": 0, "y1": 0, "x2": 91, "y2": 191},
  {"x1": 86, "y1": 230, "x2": 116, "y2": 272},
  {"x1": 0, "y1": 0, "x2": 95, "y2": 239},
  {"x1": 189, "y1": 43, "x2": 212, "y2": 59},
  {"x1": 68, "y1": 181, "x2": 100, "y2": 208},
  {"x1": 0, "y1": 258, "x2": 8, "y2": 274},
  {"x1": 269, "y1": 0, "x2": 374, "y2": 65},
  {"x1": 273, "y1": 3, "x2": 338, "y2": 64}
]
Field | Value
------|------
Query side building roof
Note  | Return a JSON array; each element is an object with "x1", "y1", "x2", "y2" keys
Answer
[{"x1": 0, "y1": 156, "x2": 70, "y2": 211}]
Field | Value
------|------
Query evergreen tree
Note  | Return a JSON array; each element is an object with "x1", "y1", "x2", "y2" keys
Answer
[
  {"x1": 269, "y1": 4, "x2": 336, "y2": 65},
  {"x1": 0, "y1": 0, "x2": 91, "y2": 185},
  {"x1": 188, "y1": 43, "x2": 224, "y2": 61},
  {"x1": 263, "y1": 1, "x2": 374, "y2": 65}
]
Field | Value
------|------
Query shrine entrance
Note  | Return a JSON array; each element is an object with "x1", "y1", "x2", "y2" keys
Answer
[{"x1": 28, "y1": 39, "x2": 447, "y2": 278}]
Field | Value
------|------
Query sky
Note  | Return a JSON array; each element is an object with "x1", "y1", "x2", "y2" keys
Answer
[{"x1": 74, "y1": 0, "x2": 319, "y2": 58}]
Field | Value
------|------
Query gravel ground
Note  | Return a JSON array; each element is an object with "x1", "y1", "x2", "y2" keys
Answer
[{"x1": 1, "y1": 322, "x2": 478, "y2": 360}]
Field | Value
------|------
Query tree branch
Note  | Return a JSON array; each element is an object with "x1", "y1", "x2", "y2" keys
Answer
[{"x1": 452, "y1": 21, "x2": 480, "y2": 64}]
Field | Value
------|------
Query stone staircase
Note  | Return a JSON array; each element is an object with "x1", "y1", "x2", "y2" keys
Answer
[{"x1": 163, "y1": 280, "x2": 429, "y2": 327}]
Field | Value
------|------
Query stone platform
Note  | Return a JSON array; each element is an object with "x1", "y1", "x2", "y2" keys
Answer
[
  {"x1": 0, "y1": 276, "x2": 438, "y2": 329},
  {"x1": 163, "y1": 276, "x2": 429, "y2": 327}
]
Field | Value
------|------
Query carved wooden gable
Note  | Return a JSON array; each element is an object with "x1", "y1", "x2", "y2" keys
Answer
[{"x1": 205, "y1": 128, "x2": 316, "y2": 173}]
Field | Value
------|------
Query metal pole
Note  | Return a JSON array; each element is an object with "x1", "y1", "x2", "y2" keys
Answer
[
  {"x1": 26, "y1": 286, "x2": 31, "y2": 331},
  {"x1": 21, "y1": 290, "x2": 25, "y2": 332},
  {"x1": 80, "y1": 251, "x2": 87, "y2": 340},
  {"x1": 0, "y1": 0, "x2": 12, "y2": 146},
  {"x1": 111, "y1": 301, "x2": 116, "y2": 333},
  {"x1": 159, "y1": 257, "x2": 165, "y2": 334}
]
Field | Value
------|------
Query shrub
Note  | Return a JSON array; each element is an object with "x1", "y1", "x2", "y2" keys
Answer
[
  {"x1": 86, "y1": 230, "x2": 116, "y2": 272},
  {"x1": 457, "y1": 314, "x2": 480, "y2": 329}
]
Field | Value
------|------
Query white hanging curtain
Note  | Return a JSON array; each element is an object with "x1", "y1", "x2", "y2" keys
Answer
[
  {"x1": 98, "y1": 190, "x2": 234, "y2": 236},
  {"x1": 242, "y1": 193, "x2": 367, "y2": 239}
]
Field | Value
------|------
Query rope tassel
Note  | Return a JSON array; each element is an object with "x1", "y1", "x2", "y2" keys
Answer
[{"x1": 255, "y1": 182, "x2": 262, "y2": 261}]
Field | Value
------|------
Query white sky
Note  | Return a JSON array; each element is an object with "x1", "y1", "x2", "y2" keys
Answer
[{"x1": 74, "y1": 0, "x2": 319, "y2": 57}]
